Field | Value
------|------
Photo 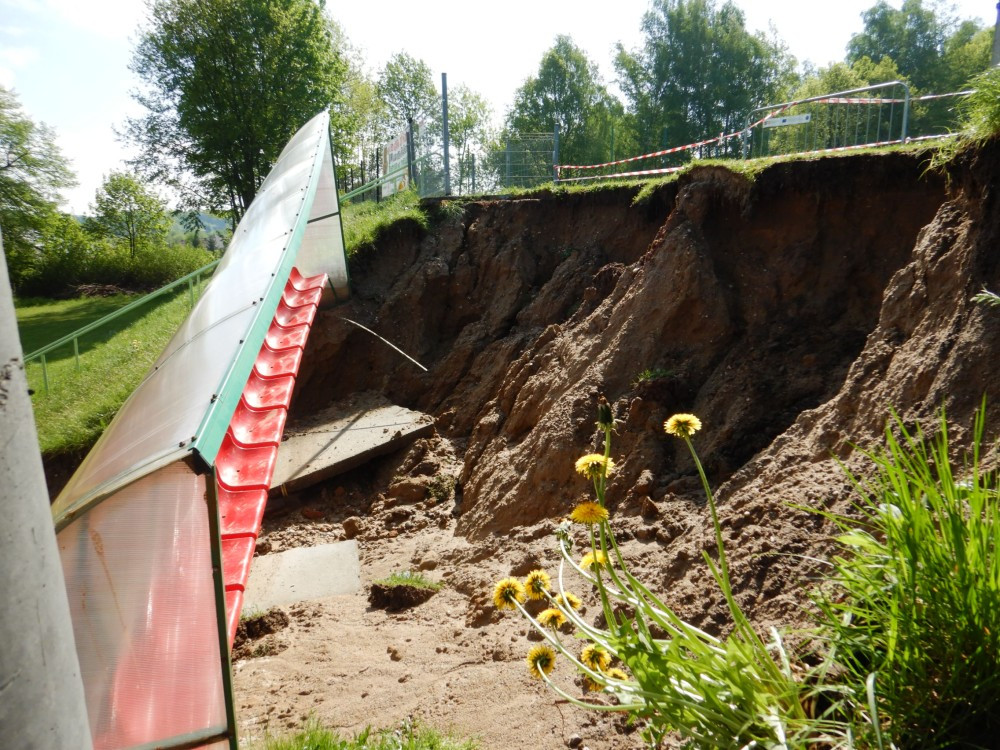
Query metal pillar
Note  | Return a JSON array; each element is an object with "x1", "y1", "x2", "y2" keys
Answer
[
  {"x1": 993, "y1": 2, "x2": 1000, "y2": 67},
  {"x1": 0, "y1": 230, "x2": 93, "y2": 749},
  {"x1": 553, "y1": 124, "x2": 560, "y2": 181},
  {"x1": 441, "y1": 72, "x2": 451, "y2": 196}
]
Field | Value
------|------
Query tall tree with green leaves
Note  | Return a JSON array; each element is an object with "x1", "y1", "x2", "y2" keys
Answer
[
  {"x1": 615, "y1": 0, "x2": 795, "y2": 156},
  {"x1": 506, "y1": 35, "x2": 626, "y2": 166},
  {"x1": 847, "y1": 0, "x2": 992, "y2": 92},
  {"x1": 125, "y1": 0, "x2": 348, "y2": 222},
  {"x1": 86, "y1": 172, "x2": 170, "y2": 258},
  {"x1": 0, "y1": 85, "x2": 75, "y2": 288},
  {"x1": 448, "y1": 85, "x2": 494, "y2": 194},
  {"x1": 377, "y1": 52, "x2": 439, "y2": 133}
]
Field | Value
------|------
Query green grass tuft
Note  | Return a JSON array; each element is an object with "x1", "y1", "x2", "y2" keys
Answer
[
  {"x1": 342, "y1": 190, "x2": 428, "y2": 256},
  {"x1": 815, "y1": 407, "x2": 1000, "y2": 748},
  {"x1": 253, "y1": 718, "x2": 477, "y2": 750},
  {"x1": 373, "y1": 570, "x2": 442, "y2": 591}
]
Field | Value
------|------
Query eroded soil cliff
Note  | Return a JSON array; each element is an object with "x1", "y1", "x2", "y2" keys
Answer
[{"x1": 238, "y1": 142, "x2": 1000, "y2": 748}]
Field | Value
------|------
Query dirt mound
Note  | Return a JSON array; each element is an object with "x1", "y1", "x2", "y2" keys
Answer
[{"x1": 251, "y1": 142, "x2": 1000, "y2": 747}]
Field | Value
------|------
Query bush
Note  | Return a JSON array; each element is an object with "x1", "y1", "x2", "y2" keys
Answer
[{"x1": 18, "y1": 217, "x2": 214, "y2": 297}]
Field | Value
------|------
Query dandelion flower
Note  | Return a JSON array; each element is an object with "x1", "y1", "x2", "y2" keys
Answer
[
  {"x1": 493, "y1": 577, "x2": 526, "y2": 610},
  {"x1": 523, "y1": 569, "x2": 551, "y2": 600},
  {"x1": 581, "y1": 644, "x2": 611, "y2": 672},
  {"x1": 664, "y1": 413, "x2": 702, "y2": 438},
  {"x1": 526, "y1": 645, "x2": 556, "y2": 679},
  {"x1": 537, "y1": 608, "x2": 567, "y2": 629},
  {"x1": 583, "y1": 675, "x2": 604, "y2": 692},
  {"x1": 596, "y1": 395, "x2": 614, "y2": 430},
  {"x1": 570, "y1": 501, "x2": 609, "y2": 525},
  {"x1": 606, "y1": 667, "x2": 629, "y2": 681},
  {"x1": 574, "y1": 454, "x2": 616, "y2": 481},
  {"x1": 555, "y1": 592, "x2": 583, "y2": 611},
  {"x1": 580, "y1": 550, "x2": 608, "y2": 571}
]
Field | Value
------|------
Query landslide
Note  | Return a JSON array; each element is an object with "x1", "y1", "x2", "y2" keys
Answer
[{"x1": 295, "y1": 142, "x2": 1000, "y2": 630}]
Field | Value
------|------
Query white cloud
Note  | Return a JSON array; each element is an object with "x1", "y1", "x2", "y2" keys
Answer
[{"x1": 39, "y1": 0, "x2": 146, "y2": 38}]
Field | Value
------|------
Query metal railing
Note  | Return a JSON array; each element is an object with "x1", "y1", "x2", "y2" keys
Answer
[
  {"x1": 25, "y1": 259, "x2": 220, "y2": 393},
  {"x1": 743, "y1": 81, "x2": 913, "y2": 159}
]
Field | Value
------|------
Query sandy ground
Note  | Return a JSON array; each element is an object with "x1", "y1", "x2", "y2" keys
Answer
[{"x1": 231, "y1": 435, "x2": 648, "y2": 750}]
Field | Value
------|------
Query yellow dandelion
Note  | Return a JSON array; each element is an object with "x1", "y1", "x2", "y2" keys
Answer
[
  {"x1": 555, "y1": 592, "x2": 583, "y2": 611},
  {"x1": 580, "y1": 550, "x2": 608, "y2": 571},
  {"x1": 537, "y1": 608, "x2": 567, "y2": 629},
  {"x1": 605, "y1": 667, "x2": 629, "y2": 681},
  {"x1": 492, "y1": 577, "x2": 526, "y2": 610},
  {"x1": 583, "y1": 675, "x2": 604, "y2": 692},
  {"x1": 570, "y1": 501, "x2": 609, "y2": 525},
  {"x1": 581, "y1": 644, "x2": 611, "y2": 672},
  {"x1": 574, "y1": 453, "x2": 616, "y2": 481},
  {"x1": 526, "y1": 645, "x2": 556, "y2": 679},
  {"x1": 664, "y1": 413, "x2": 702, "y2": 438},
  {"x1": 523, "y1": 569, "x2": 551, "y2": 600}
]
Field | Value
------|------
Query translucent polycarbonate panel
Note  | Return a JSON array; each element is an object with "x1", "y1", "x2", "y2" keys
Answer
[
  {"x1": 296, "y1": 134, "x2": 350, "y2": 301},
  {"x1": 53, "y1": 111, "x2": 335, "y2": 520},
  {"x1": 57, "y1": 462, "x2": 229, "y2": 749}
]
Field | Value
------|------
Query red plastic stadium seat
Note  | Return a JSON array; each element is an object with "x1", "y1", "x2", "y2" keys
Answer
[
  {"x1": 221, "y1": 535, "x2": 256, "y2": 592},
  {"x1": 265, "y1": 320, "x2": 310, "y2": 351},
  {"x1": 215, "y1": 435, "x2": 277, "y2": 491},
  {"x1": 288, "y1": 267, "x2": 327, "y2": 292},
  {"x1": 217, "y1": 486, "x2": 268, "y2": 537},
  {"x1": 228, "y1": 400, "x2": 286, "y2": 447},
  {"x1": 253, "y1": 345, "x2": 303, "y2": 379},
  {"x1": 272, "y1": 299, "x2": 317, "y2": 328},
  {"x1": 240, "y1": 371, "x2": 295, "y2": 411}
]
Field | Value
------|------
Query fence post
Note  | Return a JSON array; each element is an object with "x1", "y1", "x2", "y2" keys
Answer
[
  {"x1": 407, "y1": 117, "x2": 415, "y2": 189},
  {"x1": 442, "y1": 72, "x2": 451, "y2": 196},
  {"x1": 553, "y1": 124, "x2": 560, "y2": 181},
  {"x1": 901, "y1": 81, "x2": 910, "y2": 143},
  {"x1": 0, "y1": 231, "x2": 94, "y2": 750},
  {"x1": 505, "y1": 139, "x2": 511, "y2": 188}
]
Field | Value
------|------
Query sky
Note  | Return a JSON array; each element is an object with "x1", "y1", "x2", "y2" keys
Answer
[{"x1": 1, "y1": 0, "x2": 997, "y2": 214}]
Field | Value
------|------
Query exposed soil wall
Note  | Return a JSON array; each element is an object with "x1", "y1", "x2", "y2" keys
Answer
[{"x1": 294, "y1": 143, "x2": 1000, "y2": 632}]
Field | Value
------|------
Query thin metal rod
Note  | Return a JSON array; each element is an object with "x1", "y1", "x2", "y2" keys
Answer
[{"x1": 338, "y1": 316, "x2": 428, "y2": 372}]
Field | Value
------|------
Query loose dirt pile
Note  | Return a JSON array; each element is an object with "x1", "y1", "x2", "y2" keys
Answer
[{"x1": 232, "y1": 141, "x2": 1000, "y2": 749}]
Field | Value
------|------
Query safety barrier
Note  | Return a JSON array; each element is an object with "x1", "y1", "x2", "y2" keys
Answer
[{"x1": 555, "y1": 83, "x2": 972, "y2": 183}]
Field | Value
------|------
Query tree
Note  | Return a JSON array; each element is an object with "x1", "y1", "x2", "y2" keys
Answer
[
  {"x1": 615, "y1": 0, "x2": 796, "y2": 156},
  {"x1": 125, "y1": 0, "x2": 349, "y2": 221},
  {"x1": 847, "y1": 0, "x2": 992, "y2": 92},
  {"x1": 0, "y1": 85, "x2": 76, "y2": 288},
  {"x1": 87, "y1": 172, "x2": 170, "y2": 257},
  {"x1": 506, "y1": 35, "x2": 626, "y2": 166},
  {"x1": 448, "y1": 85, "x2": 494, "y2": 194},
  {"x1": 377, "y1": 53, "x2": 439, "y2": 133}
]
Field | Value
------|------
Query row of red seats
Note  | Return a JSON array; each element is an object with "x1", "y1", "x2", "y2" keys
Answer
[{"x1": 215, "y1": 268, "x2": 328, "y2": 645}]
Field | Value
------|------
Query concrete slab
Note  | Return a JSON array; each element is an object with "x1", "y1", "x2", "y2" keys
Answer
[
  {"x1": 271, "y1": 391, "x2": 434, "y2": 496},
  {"x1": 244, "y1": 541, "x2": 361, "y2": 610}
]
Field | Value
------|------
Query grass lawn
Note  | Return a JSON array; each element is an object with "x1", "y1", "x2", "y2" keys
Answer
[{"x1": 16, "y1": 288, "x2": 204, "y2": 456}]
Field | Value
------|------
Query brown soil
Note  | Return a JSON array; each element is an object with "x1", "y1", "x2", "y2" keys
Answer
[{"x1": 231, "y1": 142, "x2": 1000, "y2": 749}]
